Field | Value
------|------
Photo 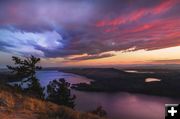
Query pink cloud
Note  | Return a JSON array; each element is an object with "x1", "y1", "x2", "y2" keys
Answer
[{"x1": 96, "y1": 0, "x2": 178, "y2": 27}]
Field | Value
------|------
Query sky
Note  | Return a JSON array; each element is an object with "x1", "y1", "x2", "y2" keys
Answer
[{"x1": 0, "y1": 0, "x2": 180, "y2": 67}]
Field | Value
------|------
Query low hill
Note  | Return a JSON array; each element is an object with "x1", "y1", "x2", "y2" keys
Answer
[
  {"x1": 60, "y1": 68, "x2": 180, "y2": 98},
  {"x1": 59, "y1": 68, "x2": 126, "y2": 80}
]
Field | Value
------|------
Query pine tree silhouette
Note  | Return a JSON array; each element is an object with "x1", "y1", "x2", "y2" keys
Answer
[{"x1": 7, "y1": 55, "x2": 45, "y2": 99}]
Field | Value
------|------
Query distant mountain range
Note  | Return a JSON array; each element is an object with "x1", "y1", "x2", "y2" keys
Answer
[{"x1": 41, "y1": 64, "x2": 180, "y2": 70}]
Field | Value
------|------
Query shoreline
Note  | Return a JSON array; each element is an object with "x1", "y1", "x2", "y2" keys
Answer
[{"x1": 59, "y1": 68, "x2": 180, "y2": 98}]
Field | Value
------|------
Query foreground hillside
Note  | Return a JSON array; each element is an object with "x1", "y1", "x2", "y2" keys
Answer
[{"x1": 0, "y1": 85, "x2": 105, "y2": 119}]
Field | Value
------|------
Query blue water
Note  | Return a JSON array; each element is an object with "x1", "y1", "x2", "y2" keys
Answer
[{"x1": 12, "y1": 70, "x2": 180, "y2": 119}]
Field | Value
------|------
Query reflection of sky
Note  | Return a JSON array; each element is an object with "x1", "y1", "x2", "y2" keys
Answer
[
  {"x1": 0, "y1": 0, "x2": 180, "y2": 66},
  {"x1": 75, "y1": 91, "x2": 180, "y2": 119}
]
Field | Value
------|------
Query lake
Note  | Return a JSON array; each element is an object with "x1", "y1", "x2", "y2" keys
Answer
[{"x1": 35, "y1": 71, "x2": 180, "y2": 119}]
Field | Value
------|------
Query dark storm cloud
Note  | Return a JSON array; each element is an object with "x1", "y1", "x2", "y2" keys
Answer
[{"x1": 0, "y1": 0, "x2": 179, "y2": 60}]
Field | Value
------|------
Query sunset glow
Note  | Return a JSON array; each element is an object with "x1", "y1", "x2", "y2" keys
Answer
[
  {"x1": 0, "y1": 0, "x2": 180, "y2": 67},
  {"x1": 39, "y1": 46, "x2": 180, "y2": 67}
]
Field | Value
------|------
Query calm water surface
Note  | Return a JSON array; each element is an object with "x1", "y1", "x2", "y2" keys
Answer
[{"x1": 37, "y1": 70, "x2": 180, "y2": 119}]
